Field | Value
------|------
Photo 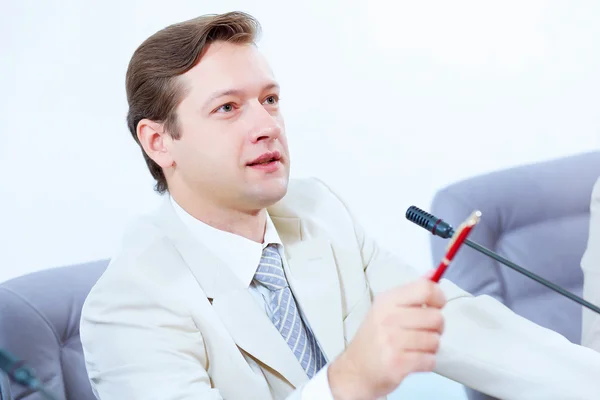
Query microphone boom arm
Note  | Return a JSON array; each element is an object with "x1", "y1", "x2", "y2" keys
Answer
[
  {"x1": 462, "y1": 238, "x2": 600, "y2": 315},
  {"x1": 406, "y1": 206, "x2": 600, "y2": 316}
]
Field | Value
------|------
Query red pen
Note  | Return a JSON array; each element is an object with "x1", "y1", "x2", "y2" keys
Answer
[{"x1": 430, "y1": 210, "x2": 481, "y2": 283}]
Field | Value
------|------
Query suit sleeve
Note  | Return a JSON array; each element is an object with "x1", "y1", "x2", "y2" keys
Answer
[
  {"x1": 314, "y1": 178, "x2": 600, "y2": 400},
  {"x1": 582, "y1": 177, "x2": 600, "y2": 352}
]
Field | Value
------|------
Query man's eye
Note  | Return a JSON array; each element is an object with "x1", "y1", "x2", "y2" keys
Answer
[
  {"x1": 264, "y1": 95, "x2": 279, "y2": 105},
  {"x1": 217, "y1": 103, "x2": 234, "y2": 113}
]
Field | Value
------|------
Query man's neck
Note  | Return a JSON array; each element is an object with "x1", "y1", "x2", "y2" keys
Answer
[{"x1": 169, "y1": 191, "x2": 267, "y2": 243}]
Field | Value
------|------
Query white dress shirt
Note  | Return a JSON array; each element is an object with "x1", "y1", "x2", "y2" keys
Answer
[{"x1": 170, "y1": 196, "x2": 334, "y2": 399}]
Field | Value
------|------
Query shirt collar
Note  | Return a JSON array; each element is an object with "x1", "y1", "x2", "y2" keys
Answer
[{"x1": 170, "y1": 196, "x2": 283, "y2": 288}]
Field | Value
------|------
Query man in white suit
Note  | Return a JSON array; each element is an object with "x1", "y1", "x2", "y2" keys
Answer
[
  {"x1": 80, "y1": 11, "x2": 600, "y2": 400},
  {"x1": 582, "y1": 177, "x2": 600, "y2": 353}
]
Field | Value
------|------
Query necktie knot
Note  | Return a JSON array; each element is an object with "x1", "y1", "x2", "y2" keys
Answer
[{"x1": 254, "y1": 244, "x2": 287, "y2": 291}]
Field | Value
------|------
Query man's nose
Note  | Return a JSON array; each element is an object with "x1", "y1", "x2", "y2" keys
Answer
[{"x1": 248, "y1": 103, "x2": 282, "y2": 143}]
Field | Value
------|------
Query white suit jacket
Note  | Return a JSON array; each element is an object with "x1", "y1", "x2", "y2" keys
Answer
[
  {"x1": 582, "y1": 177, "x2": 600, "y2": 352},
  {"x1": 80, "y1": 178, "x2": 600, "y2": 399}
]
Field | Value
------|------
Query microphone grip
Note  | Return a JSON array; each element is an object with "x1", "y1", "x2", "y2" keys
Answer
[
  {"x1": 463, "y1": 239, "x2": 600, "y2": 315},
  {"x1": 406, "y1": 206, "x2": 455, "y2": 238}
]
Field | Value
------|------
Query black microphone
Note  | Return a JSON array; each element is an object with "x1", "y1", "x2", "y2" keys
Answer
[
  {"x1": 406, "y1": 206, "x2": 600, "y2": 316},
  {"x1": 406, "y1": 206, "x2": 456, "y2": 238},
  {"x1": 0, "y1": 349, "x2": 59, "y2": 400}
]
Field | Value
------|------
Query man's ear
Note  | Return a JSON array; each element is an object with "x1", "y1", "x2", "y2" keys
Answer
[{"x1": 137, "y1": 119, "x2": 175, "y2": 168}]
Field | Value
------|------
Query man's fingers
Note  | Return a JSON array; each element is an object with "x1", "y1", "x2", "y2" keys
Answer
[
  {"x1": 400, "y1": 331, "x2": 441, "y2": 353},
  {"x1": 404, "y1": 352, "x2": 437, "y2": 373},
  {"x1": 394, "y1": 307, "x2": 445, "y2": 333},
  {"x1": 392, "y1": 279, "x2": 447, "y2": 308}
]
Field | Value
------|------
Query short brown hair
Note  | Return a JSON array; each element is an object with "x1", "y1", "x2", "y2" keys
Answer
[{"x1": 125, "y1": 12, "x2": 261, "y2": 194}]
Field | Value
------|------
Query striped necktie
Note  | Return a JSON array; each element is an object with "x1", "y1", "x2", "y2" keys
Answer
[{"x1": 253, "y1": 244, "x2": 327, "y2": 378}]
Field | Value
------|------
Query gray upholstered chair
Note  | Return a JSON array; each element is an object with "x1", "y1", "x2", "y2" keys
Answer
[
  {"x1": 429, "y1": 150, "x2": 600, "y2": 400},
  {"x1": 0, "y1": 260, "x2": 109, "y2": 400}
]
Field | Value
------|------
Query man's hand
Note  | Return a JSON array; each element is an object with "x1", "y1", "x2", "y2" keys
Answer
[{"x1": 328, "y1": 278, "x2": 446, "y2": 400}]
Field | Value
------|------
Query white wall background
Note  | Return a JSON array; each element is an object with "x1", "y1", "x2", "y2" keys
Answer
[{"x1": 2, "y1": 1, "x2": 600, "y2": 397}]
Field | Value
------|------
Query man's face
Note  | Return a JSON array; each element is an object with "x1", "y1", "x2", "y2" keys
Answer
[{"x1": 166, "y1": 41, "x2": 290, "y2": 211}]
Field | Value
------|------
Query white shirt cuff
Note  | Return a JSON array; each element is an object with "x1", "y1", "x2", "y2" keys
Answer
[{"x1": 301, "y1": 364, "x2": 334, "y2": 400}]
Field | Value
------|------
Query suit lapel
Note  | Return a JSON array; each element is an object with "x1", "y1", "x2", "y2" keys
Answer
[
  {"x1": 154, "y1": 199, "x2": 309, "y2": 388},
  {"x1": 272, "y1": 217, "x2": 346, "y2": 363},
  {"x1": 210, "y1": 289, "x2": 309, "y2": 387}
]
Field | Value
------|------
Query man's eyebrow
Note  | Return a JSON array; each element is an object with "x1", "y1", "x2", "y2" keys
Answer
[
  {"x1": 203, "y1": 83, "x2": 280, "y2": 109},
  {"x1": 262, "y1": 82, "x2": 280, "y2": 93}
]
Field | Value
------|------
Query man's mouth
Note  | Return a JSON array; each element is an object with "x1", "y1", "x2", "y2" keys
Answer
[{"x1": 248, "y1": 151, "x2": 282, "y2": 166}]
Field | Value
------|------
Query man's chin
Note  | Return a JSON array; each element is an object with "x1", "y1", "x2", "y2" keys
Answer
[{"x1": 250, "y1": 179, "x2": 289, "y2": 207}]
